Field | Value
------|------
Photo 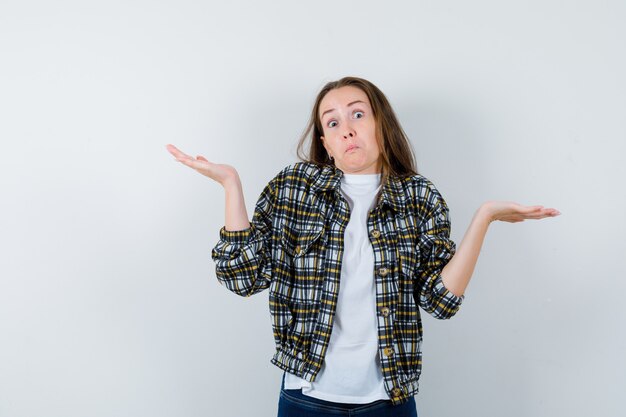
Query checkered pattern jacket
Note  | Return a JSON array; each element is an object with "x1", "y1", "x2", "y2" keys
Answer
[{"x1": 211, "y1": 161, "x2": 465, "y2": 405}]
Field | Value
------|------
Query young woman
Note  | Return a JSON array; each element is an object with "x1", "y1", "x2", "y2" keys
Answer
[{"x1": 166, "y1": 76, "x2": 560, "y2": 417}]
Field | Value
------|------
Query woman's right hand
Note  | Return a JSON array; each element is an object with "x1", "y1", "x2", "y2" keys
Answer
[{"x1": 165, "y1": 144, "x2": 239, "y2": 187}]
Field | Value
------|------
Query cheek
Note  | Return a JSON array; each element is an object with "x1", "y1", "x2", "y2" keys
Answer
[
  {"x1": 367, "y1": 120, "x2": 378, "y2": 136},
  {"x1": 322, "y1": 138, "x2": 335, "y2": 154}
]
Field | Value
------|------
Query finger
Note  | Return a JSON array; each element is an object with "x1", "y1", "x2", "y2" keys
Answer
[
  {"x1": 524, "y1": 212, "x2": 555, "y2": 220},
  {"x1": 185, "y1": 156, "x2": 211, "y2": 171},
  {"x1": 517, "y1": 206, "x2": 542, "y2": 214},
  {"x1": 165, "y1": 144, "x2": 181, "y2": 155},
  {"x1": 537, "y1": 208, "x2": 560, "y2": 217},
  {"x1": 176, "y1": 156, "x2": 200, "y2": 168},
  {"x1": 197, "y1": 155, "x2": 209, "y2": 162},
  {"x1": 522, "y1": 211, "x2": 547, "y2": 218},
  {"x1": 541, "y1": 212, "x2": 561, "y2": 218},
  {"x1": 167, "y1": 144, "x2": 192, "y2": 159}
]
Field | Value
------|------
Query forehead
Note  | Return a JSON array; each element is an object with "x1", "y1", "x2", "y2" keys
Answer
[{"x1": 319, "y1": 86, "x2": 371, "y2": 118}]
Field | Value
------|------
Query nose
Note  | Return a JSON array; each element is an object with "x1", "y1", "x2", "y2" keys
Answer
[{"x1": 342, "y1": 124, "x2": 355, "y2": 139}]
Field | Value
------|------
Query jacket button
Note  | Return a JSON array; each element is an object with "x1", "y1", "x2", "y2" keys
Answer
[
  {"x1": 378, "y1": 267, "x2": 389, "y2": 277},
  {"x1": 294, "y1": 245, "x2": 301, "y2": 254},
  {"x1": 384, "y1": 347, "x2": 395, "y2": 357},
  {"x1": 391, "y1": 387, "x2": 402, "y2": 398},
  {"x1": 371, "y1": 229, "x2": 381, "y2": 239},
  {"x1": 380, "y1": 307, "x2": 390, "y2": 316}
]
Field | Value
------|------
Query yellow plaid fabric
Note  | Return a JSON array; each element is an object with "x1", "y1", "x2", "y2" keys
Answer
[{"x1": 211, "y1": 162, "x2": 464, "y2": 405}]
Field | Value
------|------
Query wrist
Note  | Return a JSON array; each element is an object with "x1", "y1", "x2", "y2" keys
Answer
[
  {"x1": 477, "y1": 202, "x2": 496, "y2": 224},
  {"x1": 222, "y1": 175, "x2": 242, "y2": 190}
]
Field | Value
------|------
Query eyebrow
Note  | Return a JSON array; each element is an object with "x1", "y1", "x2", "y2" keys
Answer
[{"x1": 321, "y1": 100, "x2": 366, "y2": 119}]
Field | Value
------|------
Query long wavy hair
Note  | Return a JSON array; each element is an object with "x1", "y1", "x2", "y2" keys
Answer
[{"x1": 296, "y1": 76, "x2": 418, "y2": 186}]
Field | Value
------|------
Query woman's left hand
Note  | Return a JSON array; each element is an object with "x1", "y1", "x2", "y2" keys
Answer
[{"x1": 481, "y1": 201, "x2": 561, "y2": 223}]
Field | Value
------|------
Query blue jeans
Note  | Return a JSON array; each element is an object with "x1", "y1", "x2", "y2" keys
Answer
[{"x1": 277, "y1": 372, "x2": 418, "y2": 417}]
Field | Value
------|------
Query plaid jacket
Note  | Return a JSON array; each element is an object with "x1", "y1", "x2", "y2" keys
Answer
[{"x1": 211, "y1": 161, "x2": 465, "y2": 405}]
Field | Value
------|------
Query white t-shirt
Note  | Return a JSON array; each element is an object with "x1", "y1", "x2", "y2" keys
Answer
[{"x1": 283, "y1": 172, "x2": 391, "y2": 403}]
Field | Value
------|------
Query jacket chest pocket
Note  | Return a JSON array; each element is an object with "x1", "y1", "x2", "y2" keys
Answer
[
  {"x1": 397, "y1": 247, "x2": 420, "y2": 322},
  {"x1": 275, "y1": 222, "x2": 326, "y2": 304}
]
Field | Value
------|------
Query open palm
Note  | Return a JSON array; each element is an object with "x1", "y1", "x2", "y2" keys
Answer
[
  {"x1": 165, "y1": 144, "x2": 239, "y2": 186},
  {"x1": 484, "y1": 201, "x2": 561, "y2": 223}
]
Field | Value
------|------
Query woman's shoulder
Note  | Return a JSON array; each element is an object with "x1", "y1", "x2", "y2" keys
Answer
[
  {"x1": 282, "y1": 161, "x2": 324, "y2": 175},
  {"x1": 405, "y1": 172, "x2": 439, "y2": 191},
  {"x1": 390, "y1": 171, "x2": 439, "y2": 193},
  {"x1": 402, "y1": 173, "x2": 451, "y2": 211},
  {"x1": 268, "y1": 161, "x2": 326, "y2": 186}
]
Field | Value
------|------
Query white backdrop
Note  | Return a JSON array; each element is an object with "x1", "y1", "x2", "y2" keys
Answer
[{"x1": 1, "y1": 1, "x2": 624, "y2": 416}]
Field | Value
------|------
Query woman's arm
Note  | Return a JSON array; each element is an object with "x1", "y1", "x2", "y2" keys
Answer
[
  {"x1": 166, "y1": 143, "x2": 251, "y2": 231},
  {"x1": 166, "y1": 144, "x2": 274, "y2": 297},
  {"x1": 223, "y1": 176, "x2": 252, "y2": 231},
  {"x1": 441, "y1": 202, "x2": 561, "y2": 297},
  {"x1": 211, "y1": 179, "x2": 277, "y2": 297}
]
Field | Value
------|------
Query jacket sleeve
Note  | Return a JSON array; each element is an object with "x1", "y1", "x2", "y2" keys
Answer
[
  {"x1": 210, "y1": 178, "x2": 276, "y2": 298},
  {"x1": 414, "y1": 185, "x2": 465, "y2": 319}
]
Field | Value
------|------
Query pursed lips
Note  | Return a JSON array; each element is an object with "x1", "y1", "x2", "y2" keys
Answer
[{"x1": 346, "y1": 145, "x2": 359, "y2": 152}]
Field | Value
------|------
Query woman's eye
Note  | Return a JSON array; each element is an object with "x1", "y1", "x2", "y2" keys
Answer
[{"x1": 327, "y1": 111, "x2": 363, "y2": 127}]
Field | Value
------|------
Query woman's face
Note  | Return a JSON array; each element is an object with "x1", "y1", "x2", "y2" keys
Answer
[{"x1": 319, "y1": 86, "x2": 382, "y2": 174}]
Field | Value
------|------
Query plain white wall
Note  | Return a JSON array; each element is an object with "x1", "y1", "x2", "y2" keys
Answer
[{"x1": 1, "y1": 1, "x2": 624, "y2": 416}]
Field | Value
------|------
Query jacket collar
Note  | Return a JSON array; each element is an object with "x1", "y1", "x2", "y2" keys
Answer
[{"x1": 310, "y1": 163, "x2": 408, "y2": 217}]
